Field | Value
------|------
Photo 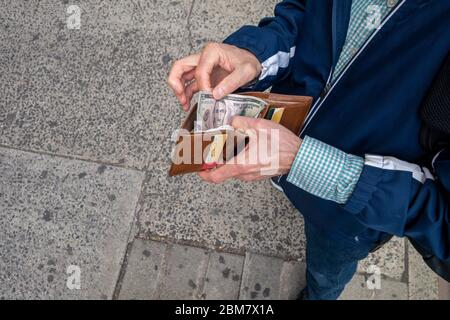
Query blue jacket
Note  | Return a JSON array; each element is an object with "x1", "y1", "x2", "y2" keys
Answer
[{"x1": 224, "y1": 0, "x2": 450, "y2": 260}]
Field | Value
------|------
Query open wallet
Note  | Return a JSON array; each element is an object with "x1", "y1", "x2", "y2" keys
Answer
[{"x1": 168, "y1": 92, "x2": 313, "y2": 176}]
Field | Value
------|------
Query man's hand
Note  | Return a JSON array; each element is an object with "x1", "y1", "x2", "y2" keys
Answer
[
  {"x1": 199, "y1": 116, "x2": 302, "y2": 184},
  {"x1": 167, "y1": 43, "x2": 262, "y2": 111}
]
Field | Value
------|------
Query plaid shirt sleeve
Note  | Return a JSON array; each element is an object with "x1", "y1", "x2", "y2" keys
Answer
[{"x1": 287, "y1": 136, "x2": 364, "y2": 204}]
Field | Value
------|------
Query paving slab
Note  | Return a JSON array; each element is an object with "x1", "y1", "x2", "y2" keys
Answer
[
  {"x1": 157, "y1": 243, "x2": 210, "y2": 300},
  {"x1": 0, "y1": 0, "x2": 284, "y2": 171},
  {"x1": 340, "y1": 275, "x2": 408, "y2": 300},
  {"x1": 438, "y1": 278, "x2": 450, "y2": 300},
  {"x1": 407, "y1": 241, "x2": 438, "y2": 300},
  {"x1": 239, "y1": 253, "x2": 284, "y2": 300},
  {"x1": 0, "y1": 0, "x2": 191, "y2": 170},
  {"x1": 139, "y1": 169, "x2": 306, "y2": 260},
  {"x1": 0, "y1": 147, "x2": 144, "y2": 299},
  {"x1": 358, "y1": 237, "x2": 406, "y2": 281},
  {"x1": 279, "y1": 260, "x2": 306, "y2": 300},
  {"x1": 118, "y1": 239, "x2": 166, "y2": 300},
  {"x1": 202, "y1": 252, "x2": 245, "y2": 300}
]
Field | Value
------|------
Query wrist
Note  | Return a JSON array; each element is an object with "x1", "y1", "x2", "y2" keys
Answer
[
  {"x1": 280, "y1": 136, "x2": 302, "y2": 174},
  {"x1": 241, "y1": 48, "x2": 262, "y2": 83}
]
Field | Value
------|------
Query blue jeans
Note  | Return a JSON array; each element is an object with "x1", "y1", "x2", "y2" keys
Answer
[{"x1": 303, "y1": 221, "x2": 390, "y2": 300}]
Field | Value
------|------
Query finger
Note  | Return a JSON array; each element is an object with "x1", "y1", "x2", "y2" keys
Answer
[
  {"x1": 181, "y1": 69, "x2": 197, "y2": 110},
  {"x1": 184, "y1": 81, "x2": 199, "y2": 111},
  {"x1": 198, "y1": 164, "x2": 240, "y2": 184},
  {"x1": 196, "y1": 46, "x2": 221, "y2": 91},
  {"x1": 212, "y1": 67, "x2": 255, "y2": 100},
  {"x1": 167, "y1": 54, "x2": 200, "y2": 94},
  {"x1": 168, "y1": 54, "x2": 200, "y2": 104},
  {"x1": 182, "y1": 69, "x2": 196, "y2": 83}
]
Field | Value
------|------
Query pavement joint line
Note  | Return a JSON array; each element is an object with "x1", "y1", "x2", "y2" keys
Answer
[
  {"x1": 0, "y1": 142, "x2": 144, "y2": 173},
  {"x1": 237, "y1": 252, "x2": 252, "y2": 300},
  {"x1": 186, "y1": 0, "x2": 196, "y2": 54},
  {"x1": 112, "y1": 171, "x2": 149, "y2": 299},
  {"x1": 133, "y1": 171, "x2": 154, "y2": 244},
  {"x1": 155, "y1": 242, "x2": 174, "y2": 299},
  {"x1": 140, "y1": 233, "x2": 304, "y2": 262},
  {"x1": 404, "y1": 240, "x2": 411, "y2": 291},
  {"x1": 195, "y1": 249, "x2": 211, "y2": 300},
  {"x1": 112, "y1": 240, "x2": 135, "y2": 300},
  {"x1": 236, "y1": 251, "x2": 249, "y2": 300},
  {"x1": 354, "y1": 271, "x2": 408, "y2": 284},
  {"x1": 142, "y1": 233, "x2": 248, "y2": 258}
]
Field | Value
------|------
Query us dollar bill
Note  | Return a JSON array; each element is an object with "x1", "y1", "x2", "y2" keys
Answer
[{"x1": 194, "y1": 91, "x2": 267, "y2": 132}]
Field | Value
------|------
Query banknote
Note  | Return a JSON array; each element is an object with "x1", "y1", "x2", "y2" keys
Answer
[{"x1": 194, "y1": 92, "x2": 267, "y2": 132}]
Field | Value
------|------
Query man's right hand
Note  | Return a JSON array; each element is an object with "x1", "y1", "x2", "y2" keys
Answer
[{"x1": 167, "y1": 43, "x2": 262, "y2": 111}]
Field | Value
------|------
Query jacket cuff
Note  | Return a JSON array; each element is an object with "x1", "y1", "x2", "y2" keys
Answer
[
  {"x1": 223, "y1": 26, "x2": 266, "y2": 59},
  {"x1": 343, "y1": 164, "x2": 383, "y2": 214},
  {"x1": 223, "y1": 26, "x2": 274, "y2": 91}
]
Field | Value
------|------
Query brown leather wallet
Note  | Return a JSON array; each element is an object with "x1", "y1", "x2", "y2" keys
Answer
[{"x1": 168, "y1": 92, "x2": 312, "y2": 176}]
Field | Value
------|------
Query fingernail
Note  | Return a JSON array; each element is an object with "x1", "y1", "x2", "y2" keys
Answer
[{"x1": 214, "y1": 87, "x2": 224, "y2": 100}]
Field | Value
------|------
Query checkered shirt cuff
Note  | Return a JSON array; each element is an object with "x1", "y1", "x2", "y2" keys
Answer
[{"x1": 287, "y1": 136, "x2": 364, "y2": 204}]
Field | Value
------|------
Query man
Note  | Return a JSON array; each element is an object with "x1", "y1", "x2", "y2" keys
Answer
[{"x1": 168, "y1": 0, "x2": 450, "y2": 299}]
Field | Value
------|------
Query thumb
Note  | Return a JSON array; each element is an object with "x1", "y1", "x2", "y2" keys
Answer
[{"x1": 231, "y1": 116, "x2": 258, "y2": 131}]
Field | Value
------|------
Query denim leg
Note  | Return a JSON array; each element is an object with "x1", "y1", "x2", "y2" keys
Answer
[{"x1": 303, "y1": 221, "x2": 386, "y2": 300}]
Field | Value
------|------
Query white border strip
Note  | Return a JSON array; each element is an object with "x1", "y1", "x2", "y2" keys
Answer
[
  {"x1": 431, "y1": 149, "x2": 445, "y2": 171},
  {"x1": 365, "y1": 154, "x2": 434, "y2": 183},
  {"x1": 259, "y1": 46, "x2": 296, "y2": 80}
]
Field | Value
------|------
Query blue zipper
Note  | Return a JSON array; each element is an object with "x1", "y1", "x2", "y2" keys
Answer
[{"x1": 300, "y1": 0, "x2": 338, "y2": 138}]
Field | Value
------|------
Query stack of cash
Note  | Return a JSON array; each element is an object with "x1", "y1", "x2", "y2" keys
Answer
[{"x1": 194, "y1": 91, "x2": 268, "y2": 132}]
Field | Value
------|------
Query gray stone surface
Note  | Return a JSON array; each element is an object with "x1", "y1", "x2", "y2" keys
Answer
[
  {"x1": 0, "y1": 147, "x2": 144, "y2": 299},
  {"x1": 358, "y1": 237, "x2": 406, "y2": 281},
  {"x1": 239, "y1": 252, "x2": 285, "y2": 300},
  {"x1": 139, "y1": 169, "x2": 306, "y2": 260},
  {"x1": 118, "y1": 239, "x2": 166, "y2": 300},
  {"x1": 407, "y1": 241, "x2": 438, "y2": 300},
  {"x1": 0, "y1": 0, "x2": 306, "y2": 261},
  {"x1": 0, "y1": 0, "x2": 192, "y2": 170},
  {"x1": 340, "y1": 275, "x2": 408, "y2": 300},
  {"x1": 438, "y1": 278, "x2": 450, "y2": 300},
  {"x1": 157, "y1": 243, "x2": 209, "y2": 300},
  {"x1": 202, "y1": 252, "x2": 245, "y2": 300},
  {"x1": 279, "y1": 260, "x2": 306, "y2": 300},
  {"x1": 189, "y1": 0, "x2": 279, "y2": 52}
]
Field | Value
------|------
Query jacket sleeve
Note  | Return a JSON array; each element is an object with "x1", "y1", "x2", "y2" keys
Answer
[
  {"x1": 344, "y1": 149, "x2": 450, "y2": 261},
  {"x1": 223, "y1": 0, "x2": 307, "y2": 90}
]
